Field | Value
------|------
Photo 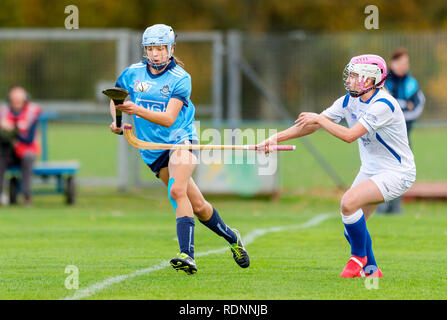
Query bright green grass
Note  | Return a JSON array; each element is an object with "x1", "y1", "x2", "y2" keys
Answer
[
  {"x1": 4, "y1": 122, "x2": 443, "y2": 299},
  {"x1": 0, "y1": 188, "x2": 446, "y2": 300},
  {"x1": 47, "y1": 122, "x2": 117, "y2": 178}
]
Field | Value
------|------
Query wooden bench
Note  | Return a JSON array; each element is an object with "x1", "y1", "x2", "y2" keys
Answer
[{"x1": 6, "y1": 112, "x2": 80, "y2": 205}]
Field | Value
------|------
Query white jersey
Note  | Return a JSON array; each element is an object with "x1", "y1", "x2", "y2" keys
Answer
[{"x1": 322, "y1": 89, "x2": 416, "y2": 176}]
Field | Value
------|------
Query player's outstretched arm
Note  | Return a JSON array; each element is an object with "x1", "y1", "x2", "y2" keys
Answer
[
  {"x1": 276, "y1": 122, "x2": 321, "y2": 142},
  {"x1": 259, "y1": 112, "x2": 337, "y2": 145},
  {"x1": 298, "y1": 112, "x2": 367, "y2": 143},
  {"x1": 257, "y1": 120, "x2": 320, "y2": 152}
]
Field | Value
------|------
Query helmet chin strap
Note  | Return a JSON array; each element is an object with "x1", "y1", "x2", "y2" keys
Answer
[
  {"x1": 148, "y1": 55, "x2": 172, "y2": 70},
  {"x1": 149, "y1": 60, "x2": 168, "y2": 70},
  {"x1": 349, "y1": 73, "x2": 390, "y2": 98},
  {"x1": 145, "y1": 46, "x2": 174, "y2": 71}
]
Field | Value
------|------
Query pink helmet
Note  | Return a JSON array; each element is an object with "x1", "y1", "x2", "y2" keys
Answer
[{"x1": 343, "y1": 54, "x2": 388, "y2": 95}]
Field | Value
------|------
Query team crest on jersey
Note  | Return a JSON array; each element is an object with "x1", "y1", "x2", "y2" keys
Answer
[
  {"x1": 134, "y1": 80, "x2": 151, "y2": 92},
  {"x1": 160, "y1": 85, "x2": 171, "y2": 96},
  {"x1": 361, "y1": 136, "x2": 372, "y2": 147}
]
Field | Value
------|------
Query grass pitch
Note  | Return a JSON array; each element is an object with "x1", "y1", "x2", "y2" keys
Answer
[
  {"x1": 0, "y1": 123, "x2": 445, "y2": 300},
  {"x1": 0, "y1": 188, "x2": 446, "y2": 300}
]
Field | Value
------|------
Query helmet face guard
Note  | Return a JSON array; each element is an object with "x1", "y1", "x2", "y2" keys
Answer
[
  {"x1": 142, "y1": 24, "x2": 176, "y2": 70},
  {"x1": 343, "y1": 54, "x2": 389, "y2": 97},
  {"x1": 143, "y1": 45, "x2": 173, "y2": 70}
]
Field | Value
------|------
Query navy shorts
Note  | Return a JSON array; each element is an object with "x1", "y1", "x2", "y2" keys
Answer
[{"x1": 147, "y1": 140, "x2": 199, "y2": 178}]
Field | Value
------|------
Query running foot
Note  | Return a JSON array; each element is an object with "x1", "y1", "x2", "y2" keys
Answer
[
  {"x1": 341, "y1": 255, "x2": 367, "y2": 278},
  {"x1": 229, "y1": 229, "x2": 250, "y2": 268},
  {"x1": 170, "y1": 253, "x2": 197, "y2": 275}
]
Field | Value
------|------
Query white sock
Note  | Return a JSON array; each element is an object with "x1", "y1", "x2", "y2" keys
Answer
[{"x1": 341, "y1": 209, "x2": 364, "y2": 225}]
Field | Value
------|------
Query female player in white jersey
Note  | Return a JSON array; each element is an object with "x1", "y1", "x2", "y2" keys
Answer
[
  {"x1": 259, "y1": 54, "x2": 415, "y2": 278},
  {"x1": 109, "y1": 24, "x2": 249, "y2": 275}
]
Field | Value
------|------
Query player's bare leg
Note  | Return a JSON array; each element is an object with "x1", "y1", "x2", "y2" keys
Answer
[
  {"x1": 340, "y1": 179, "x2": 384, "y2": 216},
  {"x1": 363, "y1": 204, "x2": 379, "y2": 221},
  {"x1": 185, "y1": 177, "x2": 213, "y2": 221},
  {"x1": 159, "y1": 166, "x2": 212, "y2": 221},
  {"x1": 159, "y1": 168, "x2": 212, "y2": 221}
]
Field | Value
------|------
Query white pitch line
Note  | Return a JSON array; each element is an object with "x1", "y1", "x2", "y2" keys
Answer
[{"x1": 62, "y1": 213, "x2": 332, "y2": 300}]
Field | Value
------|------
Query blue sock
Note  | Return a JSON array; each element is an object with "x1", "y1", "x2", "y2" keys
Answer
[
  {"x1": 176, "y1": 216, "x2": 195, "y2": 259},
  {"x1": 343, "y1": 213, "x2": 367, "y2": 258},
  {"x1": 344, "y1": 227, "x2": 351, "y2": 244},
  {"x1": 344, "y1": 226, "x2": 377, "y2": 273},
  {"x1": 364, "y1": 230, "x2": 378, "y2": 274},
  {"x1": 199, "y1": 207, "x2": 237, "y2": 244}
]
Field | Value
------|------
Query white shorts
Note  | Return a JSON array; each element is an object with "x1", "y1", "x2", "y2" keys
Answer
[{"x1": 351, "y1": 170, "x2": 416, "y2": 202}]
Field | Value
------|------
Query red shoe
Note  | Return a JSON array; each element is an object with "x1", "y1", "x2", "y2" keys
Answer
[
  {"x1": 341, "y1": 255, "x2": 367, "y2": 278},
  {"x1": 357, "y1": 266, "x2": 383, "y2": 278}
]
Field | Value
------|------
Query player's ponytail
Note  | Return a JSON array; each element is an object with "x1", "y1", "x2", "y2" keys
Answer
[{"x1": 173, "y1": 56, "x2": 185, "y2": 68}]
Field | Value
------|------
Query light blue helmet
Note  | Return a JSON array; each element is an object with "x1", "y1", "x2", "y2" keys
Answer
[{"x1": 142, "y1": 24, "x2": 176, "y2": 70}]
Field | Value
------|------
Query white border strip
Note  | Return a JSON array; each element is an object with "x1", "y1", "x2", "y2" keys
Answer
[{"x1": 62, "y1": 214, "x2": 331, "y2": 300}]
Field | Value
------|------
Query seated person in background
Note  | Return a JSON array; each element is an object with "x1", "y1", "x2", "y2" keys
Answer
[{"x1": 0, "y1": 87, "x2": 41, "y2": 206}]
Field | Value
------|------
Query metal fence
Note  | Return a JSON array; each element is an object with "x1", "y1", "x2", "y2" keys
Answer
[
  {"x1": 0, "y1": 29, "x2": 446, "y2": 190},
  {"x1": 228, "y1": 31, "x2": 447, "y2": 125},
  {"x1": 0, "y1": 29, "x2": 224, "y2": 190}
]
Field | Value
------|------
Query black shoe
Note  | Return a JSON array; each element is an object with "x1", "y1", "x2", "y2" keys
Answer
[
  {"x1": 170, "y1": 253, "x2": 197, "y2": 275},
  {"x1": 229, "y1": 229, "x2": 250, "y2": 268}
]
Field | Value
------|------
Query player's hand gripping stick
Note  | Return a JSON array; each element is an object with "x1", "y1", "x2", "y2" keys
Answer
[{"x1": 102, "y1": 87, "x2": 130, "y2": 135}]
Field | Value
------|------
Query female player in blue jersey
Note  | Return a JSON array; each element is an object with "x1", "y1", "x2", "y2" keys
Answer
[
  {"x1": 109, "y1": 24, "x2": 249, "y2": 275},
  {"x1": 259, "y1": 54, "x2": 416, "y2": 278}
]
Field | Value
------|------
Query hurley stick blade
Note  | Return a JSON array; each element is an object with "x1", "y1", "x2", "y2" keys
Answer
[
  {"x1": 102, "y1": 87, "x2": 129, "y2": 104},
  {"x1": 102, "y1": 87, "x2": 129, "y2": 133}
]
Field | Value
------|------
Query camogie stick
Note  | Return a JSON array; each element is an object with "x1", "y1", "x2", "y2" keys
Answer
[{"x1": 122, "y1": 124, "x2": 296, "y2": 151}]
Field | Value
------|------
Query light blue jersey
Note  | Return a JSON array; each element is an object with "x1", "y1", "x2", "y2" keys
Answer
[{"x1": 115, "y1": 59, "x2": 198, "y2": 165}]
